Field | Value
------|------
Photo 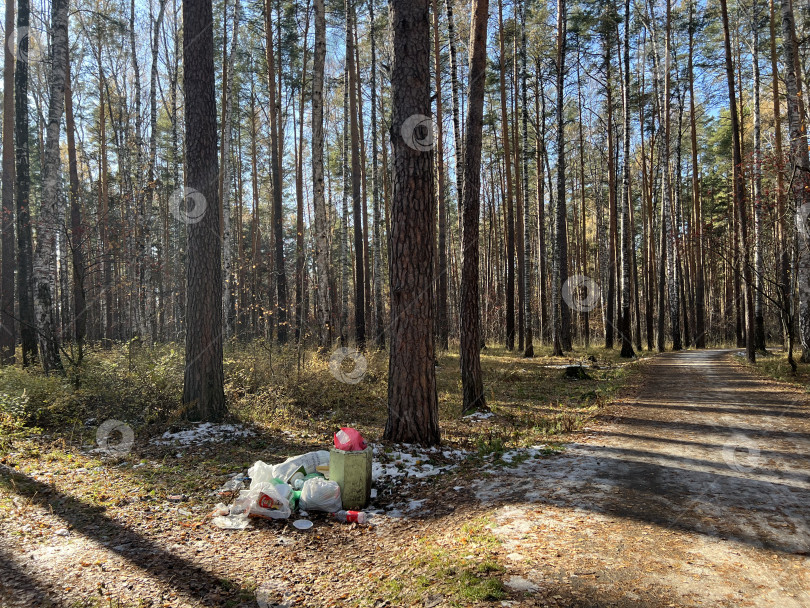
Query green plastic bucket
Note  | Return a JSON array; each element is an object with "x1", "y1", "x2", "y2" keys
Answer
[{"x1": 329, "y1": 446, "x2": 372, "y2": 510}]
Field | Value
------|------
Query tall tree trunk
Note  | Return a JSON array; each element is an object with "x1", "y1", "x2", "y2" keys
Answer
[
  {"x1": 14, "y1": 0, "x2": 36, "y2": 365},
  {"x1": 780, "y1": 0, "x2": 810, "y2": 362},
  {"x1": 370, "y1": 0, "x2": 385, "y2": 349},
  {"x1": 182, "y1": 0, "x2": 225, "y2": 419},
  {"x1": 619, "y1": 0, "x2": 635, "y2": 358},
  {"x1": 521, "y1": 1, "x2": 533, "y2": 357},
  {"x1": 535, "y1": 67, "x2": 548, "y2": 344},
  {"x1": 721, "y1": 0, "x2": 755, "y2": 363},
  {"x1": 688, "y1": 0, "x2": 705, "y2": 348},
  {"x1": 498, "y1": 0, "x2": 515, "y2": 351},
  {"x1": 32, "y1": 0, "x2": 69, "y2": 374},
  {"x1": 0, "y1": 0, "x2": 15, "y2": 364},
  {"x1": 265, "y1": 0, "x2": 288, "y2": 344},
  {"x1": 385, "y1": 0, "x2": 440, "y2": 445},
  {"x1": 605, "y1": 44, "x2": 617, "y2": 350},
  {"x1": 219, "y1": 0, "x2": 238, "y2": 341},
  {"x1": 432, "y1": 0, "x2": 448, "y2": 351},
  {"x1": 65, "y1": 54, "x2": 85, "y2": 363},
  {"x1": 552, "y1": 0, "x2": 571, "y2": 355},
  {"x1": 445, "y1": 0, "x2": 463, "y2": 209},
  {"x1": 346, "y1": 0, "x2": 365, "y2": 348},
  {"x1": 459, "y1": 0, "x2": 489, "y2": 411},
  {"x1": 752, "y1": 0, "x2": 766, "y2": 351},
  {"x1": 295, "y1": 2, "x2": 311, "y2": 343},
  {"x1": 770, "y1": 0, "x2": 790, "y2": 356},
  {"x1": 312, "y1": 0, "x2": 332, "y2": 347}
]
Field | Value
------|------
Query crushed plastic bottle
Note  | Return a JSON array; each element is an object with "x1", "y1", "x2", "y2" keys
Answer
[{"x1": 332, "y1": 509, "x2": 367, "y2": 524}]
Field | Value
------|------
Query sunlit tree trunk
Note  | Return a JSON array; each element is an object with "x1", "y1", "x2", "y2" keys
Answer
[
  {"x1": 182, "y1": 0, "x2": 225, "y2": 419},
  {"x1": 312, "y1": 0, "x2": 332, "y2": 347},
  {"x1": 619, "y1": 0, "x2": 635, "y2": 358},
  {"x1": 780, "y1": 0, "x2": 810, "y2": 362},
  {"x1": 32, "y1": 0, "x2": 69, "y2": 374},
  {"x1": 385, "y1": 0, "x2": 440, "y2": 444},
  {"x1": 752, "y1": 0, "x2": 766, "y2": 351},
  {"x1": 721, "y1": 0, "x2": 755, "y2": 363},
  {"x1": 521, "y1": 0, "x2": 533, "y2": 358},
  {"x1": 459, "y1": 0, "x2": 489, "y2": 411}
]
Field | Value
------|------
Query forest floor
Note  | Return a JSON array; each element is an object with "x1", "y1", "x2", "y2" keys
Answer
[{"x1": 0, "y1": 348, "x2": 808, "y2": 607}]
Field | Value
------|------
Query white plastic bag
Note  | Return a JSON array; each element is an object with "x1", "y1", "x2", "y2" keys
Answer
[
  {"x1": 247, "y1": 482, "x2": 292, "y2": 520},
  {"x1": 299, "y1": 478, "x2": 342, "y2": 512},
  {"x1": 250, "y1": 451, "x2": 330, "y2": 487}
]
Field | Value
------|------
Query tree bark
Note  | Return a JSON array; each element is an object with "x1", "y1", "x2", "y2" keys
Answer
[
  {"x1": 552, "y1": 0, "x2": 571, "y2": 355},
  {"x1": 14, "y1": 0, "x2": 36, "y2": 365},
  {"x1": 265, "y1": 0, "x2": 288, "y2": 344},
  {"x1": 619, "y1": 0, "x2": 635, "y2": 358},
  {"x1": 780, "y1": 0, "x2": 810, "y2": 362},
  {"x1": 32, "y1": 0, "x2": 69, "y2": 374},
  {"x1": 721, "y1": 0, "x2": 755, "y2": 363},
  {"x1": 0, "y1": 0, "x2": 15, "y2": 364},
  {"x1": 688, "y1": 0, "x2": 705, "y2": 348},
  {"x1": 521, "y1": 1, "x2": 533, "y2": 358},
  {"x1": 432, "y1": 0, "x2": 448, "y2": 351},
  {"x1": 312, "y1": 0, "x2": 332, "y2": 347},
  {"x1": 459, "y1": 0, "x2": 489, "y2": 412},
  {"x1": 182, "y1": 0, "x2": 226, "y2": 419},
  {"x1": 385, "y1": 0, "x2": 440, "y2": 445},
  {"x1": 347, "y1": 0, "x2": 365, "y2": 349}
]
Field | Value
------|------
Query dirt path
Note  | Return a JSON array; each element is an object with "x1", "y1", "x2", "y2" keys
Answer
[
  {"x1": 2, "y1": 349, "x2": 809, "y2": 608},
  {"x1": 480, "y1": 349, "x2": 810, "y2": 607}
]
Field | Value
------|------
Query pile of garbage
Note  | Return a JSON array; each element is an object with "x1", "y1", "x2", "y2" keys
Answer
[{"x1": 211, "y1": 428, "x2": 369, "y2": 530}]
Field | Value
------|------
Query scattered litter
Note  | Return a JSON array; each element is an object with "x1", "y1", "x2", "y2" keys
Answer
[
  {"x1": 334, "y1": 427, "x2": 367, "y2": 451},
  {"x1": 333, "y1": 510, "x2": 367, "y2": 524},
  {"x1": 299, "y1": 478, "x2": 342, "y2": 512},
  {"x1": 54, "y1": 528, "x2": 69, "y2": 537},
  {"x1": 293, "y1": 519, "x2": 313, "y2": 530},
  {"x1": 166, "y1": 494, "x2": 187, "y2": 503},
  {"x1": 151, "y1": 422, "x2": 255, "y2": 446},
  {"x1": 212, "y1": 515, "x2": 251, "y2": 530},
  {"x1": 249, "y1": 451, "x2": 329, "y2": 486},
  {"x1": 463, "y1": 410, "x2": 495, "y2": 421}
]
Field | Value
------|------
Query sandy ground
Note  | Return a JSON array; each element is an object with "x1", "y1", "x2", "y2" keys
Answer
[
  {"x1": 479, "y1": 349, "x2": 810, "y2": 607},
  {"x1": 1, "y1": 349, "x2": 809, "y2": 607}
]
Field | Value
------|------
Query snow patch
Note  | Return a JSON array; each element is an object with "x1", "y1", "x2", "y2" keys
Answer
[{"x1": 151, "y1": 422, "x2": 256, "y2": 446}]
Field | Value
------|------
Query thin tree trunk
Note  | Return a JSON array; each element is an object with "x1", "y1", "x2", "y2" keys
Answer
[
  {"x1": 0, "y1": 0, "x2": 15, "y2": 364},
  {"x1": 312, "y1": 0, "x2": 332, "y2": 347},
  {"x1": 497, "y1": 0, "x2": 515, "y2": 351},
  {"x1": 370, "y1": 0, "x2": 384, "y2": 349},
  {"x1": 14, "y1": 0, "x2": 36, "y2": 365},
  {"x1": 721, "y1": 0, "x2": 755, "y2": 363},
  {"x1": 65, "y1": 54, "x2": 85, "y2": 363},
  {"x1": 752, "y1": 0, "x2": 766, "y2": 351},
  {"x1": 432, "y1": 0, "x2": 448, "y2": 351},
  {"x1": 445, "y1": 0, "x2": 463, "y2": 209},
  {"x1": 219, "y1": 0, "x2": 238, "y2": 341},
  {"x1": 346, "y1": 0, "x2": 365, "y2": 348},
  {"x1": 32, "y1": 0, "x2": 69, "y2": 374},
  {"x1": 265, "y1": 0, "x2": 288, "y2": 344},
  {"x1": 689, "y1": 0, "x2": 705, "y2": 348},
  {"x1": 619, "y1": 0, "x2": 635, "y2": 358},
  {"x1": 521, "y1": 1, "x2": 533, "y2": 357},
  {"x1": 780, "y1": 0, "x2": 810, "y2": 362},
  {"x1": 552, "y1": 0, "x2": 571, "y2": 355},
  {"x1": 459, "y1": 0, "x2": 489, "y2": 411}
]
